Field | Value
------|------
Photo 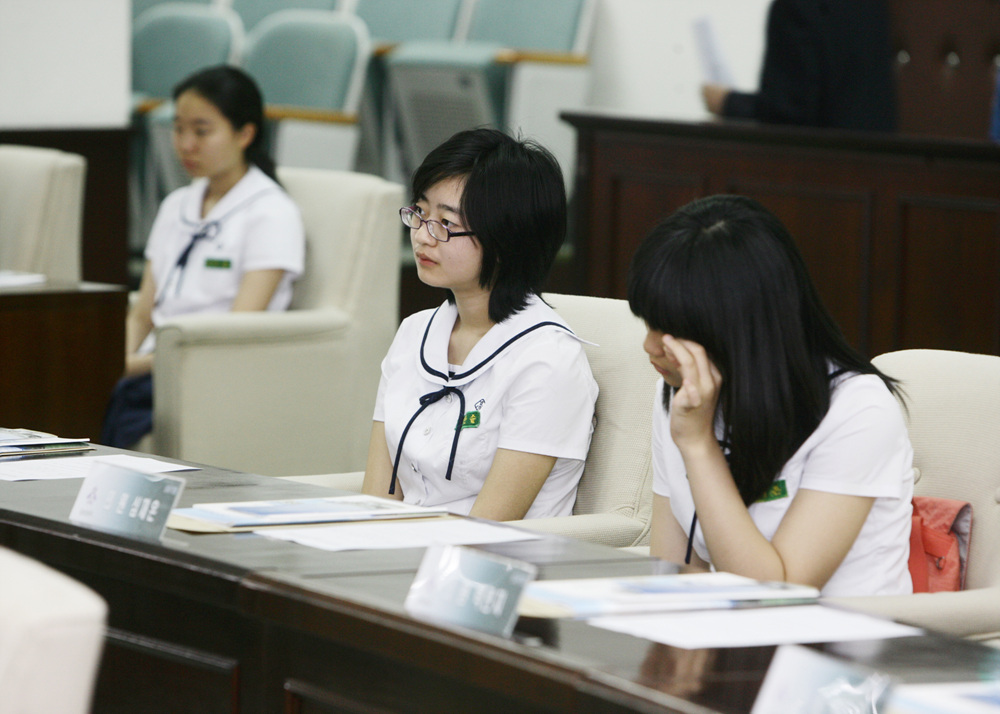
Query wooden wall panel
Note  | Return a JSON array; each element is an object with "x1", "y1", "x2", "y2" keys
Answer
[
  {"x1": 730, "y1": 183, "x2": 873, "y2": 351},
  {"x1": 895, "y1": 197, "x2": 1000, "y2": 353},
  {"x1": 564, "y1": 113, "x2": 1000, "y2": 357}
]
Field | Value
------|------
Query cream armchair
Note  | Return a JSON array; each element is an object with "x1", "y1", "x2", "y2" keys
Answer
[
  {"x1": 146, "y1": 167, "x2": 404, "y2": 476},
  {"x1": 506, "y1": 293, "x2": 657, "y2": 547},
  {"x1": 0, "y1": 144, "x2": 86, "y2": 281},
  {"x1": 288, "y1": 293, "x2": 659, "y2": 547},
  {"x1": 0, "y1": 546, "x2": 107, "y2": 714},
  {"x1": 825, "y1": 349, "x2": 1000, "y2": 641}
]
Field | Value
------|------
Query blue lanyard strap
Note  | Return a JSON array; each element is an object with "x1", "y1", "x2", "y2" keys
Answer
[{"x1": 154, "y1": 222, "x2": 219, "y2": 306}]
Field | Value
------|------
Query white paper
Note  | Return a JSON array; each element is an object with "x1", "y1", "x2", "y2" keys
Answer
[
  {"x1": 0, "y1": 270, "x2": 46, "y2": 287},
  {"x1": 589, "y1": 604, "x2": 922, "y2": 650},
  {"x1": 692, "y1": 16, "x2": 734, "y2": 86},
  {"x1": 521, "y1": 572, "x2": 817, "y2": 618},
  {"x1": 888, "y1": 682, "x2": 1000, "y2": 713},
  {"x1": 258, "y1": 519, "x2": 541, "y2": 552},
  {"x1": 0, "y1": 454, "x2": 198, "y2": 481}
]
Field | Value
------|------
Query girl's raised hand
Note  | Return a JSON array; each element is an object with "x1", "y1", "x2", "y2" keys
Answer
[{"x1": 663, "y1": 335, "x2": 722, "y2": 451}]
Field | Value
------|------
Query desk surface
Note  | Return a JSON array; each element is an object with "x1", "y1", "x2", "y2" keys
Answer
[{"x1": 1, "y1": 450, "x2": 998, "y2": 714}]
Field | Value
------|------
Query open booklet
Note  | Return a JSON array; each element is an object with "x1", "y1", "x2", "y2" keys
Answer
[
  {"x1": 519, "y1": 571, "x2": 819, "y2": 619},
  {"x1": 0, "y1": 428, "x2": 93, "y2": 459},
  {"x1": 169, "y1": 494, "x2": 449, "y2": 533}
]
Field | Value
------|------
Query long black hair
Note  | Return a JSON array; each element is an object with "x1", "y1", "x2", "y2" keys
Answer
[
  {"x1": 173, "y1": 65, "x2": 278, "y2": 182},
  {"x1": 627, "y1": 195, "x2": 899, "y2": 506},
  {"x1": 410, "y1": 128, "x2": 566, "y2": 323}
]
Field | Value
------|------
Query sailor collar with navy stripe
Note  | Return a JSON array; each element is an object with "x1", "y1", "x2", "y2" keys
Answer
[
  {"x1": 414, "y1": 294, "x2": 584, "y2": 386},
  {"x1": 386, "y1": 295, "x2": 586, "y2": 495}
]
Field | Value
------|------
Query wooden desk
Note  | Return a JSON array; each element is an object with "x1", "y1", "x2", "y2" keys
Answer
[
  {"x1": 1, "y1": 453, "x2": 997, "y2": 713},
  {"x1": 563, "y1": 112, "x2": 1000, "y2": 357},
  {"x1": 0, "y1": 282, "x2": 126, "y2": 439}
]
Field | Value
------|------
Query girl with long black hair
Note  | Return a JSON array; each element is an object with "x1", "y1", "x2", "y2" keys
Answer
[{"x1": 628, "y1": 195, "x2": 913, "y2": 596}]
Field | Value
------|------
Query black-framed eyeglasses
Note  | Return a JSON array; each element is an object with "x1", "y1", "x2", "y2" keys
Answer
[{"x1": 399, "y1": 206, "x2": 474, "y2": 243}]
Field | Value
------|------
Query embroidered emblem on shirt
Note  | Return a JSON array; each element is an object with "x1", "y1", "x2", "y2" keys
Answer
[
  {"x1": 204, "y1": 258, "x2": 232, "y2": 269},
  {"x1": 758, "y1": 479, "x2": 789, "y2": 502},
  {"x1": 475, "y1": 399, "x2": 486, "y2": 410},
  {"x1": 460, "y1": 411, "x2": 481, "y2": 429}
]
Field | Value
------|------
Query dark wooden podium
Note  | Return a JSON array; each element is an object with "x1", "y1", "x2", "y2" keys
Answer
[
  {"x1": 0, "y1": 281, "x2": 126, "y2": 439},
  {"x1": 563, "y1": 112, "x2": 1000, "y2": 357}
]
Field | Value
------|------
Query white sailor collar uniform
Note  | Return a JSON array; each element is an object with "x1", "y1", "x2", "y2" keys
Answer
[
  {"x1": 375, "y1": 294, "x2": 598, "y2": 517},
  {"x1": 141, "y1": 166, "x2": 304, "y2": 353}
]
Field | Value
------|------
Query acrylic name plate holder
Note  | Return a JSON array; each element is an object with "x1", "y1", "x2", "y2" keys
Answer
[
  {"x1": 405, "y1": 544, "x2": 537, "y2": 638},
  {"x1": 70, "y1": 459, "x2": 185, "y2": 543}
]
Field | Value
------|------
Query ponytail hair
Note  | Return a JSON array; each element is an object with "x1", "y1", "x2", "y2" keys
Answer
[{"x1": 173, "y1": 65, "x2": 278, "y2": 183}]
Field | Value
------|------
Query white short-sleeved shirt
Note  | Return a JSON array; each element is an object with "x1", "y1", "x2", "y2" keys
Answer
[
  {"x1": 374, "y1": 295, "x2": 599, "y2": 517},
  {"x1": 140, "y1": 165, "x2": 305, "y2": 353},
  {"x1": 652, "y1": 372, "x2": 914, "y2": 597}
]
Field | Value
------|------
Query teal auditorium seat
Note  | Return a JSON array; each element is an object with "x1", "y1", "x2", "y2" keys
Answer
[
  {"x1": 242, "y1": 10, "x2": 371, "y2": 171},
  {"x1": 132, "y1": 3, "x2": 244, "y2": 113},
  {"x1": 132, "y1": 0, "x2": 210, "y2": 22},
  {"x1": 351, "y1": 0, "x2": 466, "y2": 43},
  {"x1": 130, "y1": 3, "x2": 244, "y2": 265},
  {"x1": 386, "y1": 0, "x2": 596, "y2": 187},
  {"x1": 230, "y1": 0, "x2": 337, "y2": 33},
  {"x1": 349, "y1": 0, "x2": 466, "y2": 177}
]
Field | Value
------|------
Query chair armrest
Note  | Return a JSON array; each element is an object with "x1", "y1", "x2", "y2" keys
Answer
[
  {"x1": 152, "y1": 308, "x2": 378, "y2": 476},
  {"x1": 156, "y1": 307, "x2": 350, "y2": 345},
  {"x1": 266, "y1": 105, "x2": 358, "y2": 125},
  {"x1": 505, "y1": 513, "x2": 648, "y2": 548},
  {"x1": 280, "y1": 472, "x2": 365, "y2": 492},
  {"x1": 823, "y1": 586, "x2": 1000, "y2": 641},
  {"x1": 494, "y1": 49, "x2": 588, "y2": 65}
]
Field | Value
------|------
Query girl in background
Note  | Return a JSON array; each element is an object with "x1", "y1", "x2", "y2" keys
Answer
[{"x1": 102, "y1": 65, "x2": 304, "y2": 448}]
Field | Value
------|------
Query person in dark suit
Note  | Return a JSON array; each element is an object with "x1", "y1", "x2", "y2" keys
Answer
[{"x1": 702, "y1": 0, "x2": 897, "y2": 132}]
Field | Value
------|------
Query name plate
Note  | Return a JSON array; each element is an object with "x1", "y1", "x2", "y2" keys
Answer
[
  {"x1": 751, "y1": 644, "x2": 892, "y2": 714},
  {"x1": 405, "y1": 544, "x2": 537, "y2": 638},
  {"x1": 70, "y1": 460, "x2": 185, "y2": 543}
]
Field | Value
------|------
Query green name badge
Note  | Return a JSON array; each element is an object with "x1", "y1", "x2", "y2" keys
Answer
[
  {"x1": 204, "y1": 258, "x2": 232, "y2": 269},
  {"x1": 70, "y1": 460, "x2": 185, "y2": 543},
  {"x1": 461, "y1": 411, "x2": 481, "y2": 429},
  {"x1": 405, "y1": 544, "x2": 537, "y2": 638},
  {"x1": 759, "y1": 479, "x2": 789, "y2": 503}
]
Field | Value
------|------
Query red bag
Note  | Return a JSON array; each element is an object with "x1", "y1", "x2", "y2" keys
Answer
[{"x1": 908, "y1": 496, "x2": 972, "y2": 593}]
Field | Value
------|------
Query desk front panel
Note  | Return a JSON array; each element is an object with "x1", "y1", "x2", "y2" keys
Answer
[{"x1": 0, "y1": 282, "x2": 126, "y2": 438}]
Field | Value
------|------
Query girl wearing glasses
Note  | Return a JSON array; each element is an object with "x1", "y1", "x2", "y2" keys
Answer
[
  {"x1": 628, "y1": 195, "x2": 913, "y2": 596},
  {"x1": 102, "y1": 65, "x2": 304, "y2": 448},
  {"x1": 362, "y1": 128, "x2": 598, "y2": 520}
]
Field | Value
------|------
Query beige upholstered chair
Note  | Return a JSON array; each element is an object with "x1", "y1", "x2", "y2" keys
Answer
[
  {"x1": 288, "y1": 293, "x2": 658, "y2": 547},
  {"x1": 0, "y1": 145, "x2": 86, "y2": 281},
  {"x1": 507, "y1": 293, "x2": 657, "y2": 547},
  {"x1": 144, "y1": 167, "x2": 404, "y2": 476},
  {"x1": 0, "y1": 546, "x2": 107, "y2": 714},
  {"x1": 825, "y1": 349, "x2": 1000, "y2": 641}
]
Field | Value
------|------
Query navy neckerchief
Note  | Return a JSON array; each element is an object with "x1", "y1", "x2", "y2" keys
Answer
[
  {"x1": 388, "y1": 302, "x2": 575, "y2": 495},
  {"x1": 156, "y1": 177, "x2": 276, "y2": 307}
]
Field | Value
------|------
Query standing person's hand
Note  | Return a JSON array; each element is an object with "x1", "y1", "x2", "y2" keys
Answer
[{"x1": 701, "y1": 84, "x2": 730, "y2": 115}]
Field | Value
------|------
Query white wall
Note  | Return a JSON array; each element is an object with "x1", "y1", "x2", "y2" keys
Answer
[
  {"x1": 0, "y1": 0, "x2": 131, "y2": 130},
  {"x1": 587, "y1": 0, "x2": 771, "y2": 120}
]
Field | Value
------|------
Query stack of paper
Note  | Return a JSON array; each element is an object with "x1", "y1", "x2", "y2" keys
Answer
[
  {"x1": 169, "y1": 494, "x2": 449, "y2": 532},
  {"x1": 520, "y1": 571, "x2": 819, "y2": 619},
  {"x1": 0, "y1": 428, "x2": 93, "y2": 459}
]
